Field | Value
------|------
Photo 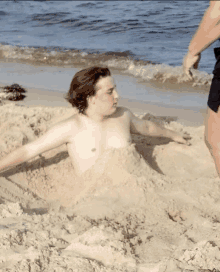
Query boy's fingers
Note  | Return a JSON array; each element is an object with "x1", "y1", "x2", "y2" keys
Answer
[
  {"x1": 183, "y1": 132, "x2": 191, "y2": 139},
  {"x1": 186, "y1": 141, "x2": 192, "y2": 146}
]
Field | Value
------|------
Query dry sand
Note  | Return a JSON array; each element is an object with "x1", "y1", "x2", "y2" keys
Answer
[{"x1": 0, "y1": 99, "x2": 219, "y2": 272}]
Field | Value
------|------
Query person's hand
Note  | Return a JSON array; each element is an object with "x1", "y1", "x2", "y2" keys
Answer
[
  {"x1": 183, "y1": 51, "x2": 201, "y2": 80},
  {"x1": 172, "y1": 131, "x2": 192, "y2": 146}
]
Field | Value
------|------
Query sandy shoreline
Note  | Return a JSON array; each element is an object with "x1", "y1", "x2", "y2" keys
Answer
[
  {"x1": 0, "y1": 61, "x2": 208, "y2": 126},
  {"x1": 0, "y1": 83, "x2": 207, "y2": 128}
]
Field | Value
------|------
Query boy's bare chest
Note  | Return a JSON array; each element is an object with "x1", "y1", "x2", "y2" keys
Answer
[
  {"x1": 66, "y1": 110, "x2": 132, "y2": 174},
  {"x1": 76, "y1": 118, "x2": 131, "y2": 149},
  {"x1": 70, "y1": 113, "x2": 131, "y2": 151}
]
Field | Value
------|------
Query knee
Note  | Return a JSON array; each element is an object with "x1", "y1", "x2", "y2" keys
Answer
[
  {"x1": 204, "y1": 132, "x2": 220, "y2": 151},
  {"x1": 204, "y1": 129, "x2": 217, "y2": 150},
  {"x1": 204, "y1": 107, "x2": 220, "y2": 150}
]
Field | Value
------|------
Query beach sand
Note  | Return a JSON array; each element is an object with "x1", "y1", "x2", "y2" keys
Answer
[{"x1": 0, "y1": 64, "x2": 219, "y2": 272}]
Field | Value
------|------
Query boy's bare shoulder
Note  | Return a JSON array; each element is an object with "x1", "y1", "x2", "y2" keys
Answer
[
  {"x1": 47, "y1": 113, "x2": 81, "y2": 140},
  {"x1": 23, "y1": 114, "x2": 81, "y2": 158},
  {"x1": 117, "y1": 106, "x2": 134, "y2": 118},
  {"x1": 116, "y1": 106, "x2": 131, "y2": 116},
  {"x1": 53, "y1": 113, "x2": 80, "y2": 128}
]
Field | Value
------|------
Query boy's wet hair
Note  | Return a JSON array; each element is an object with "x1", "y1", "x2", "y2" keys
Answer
[{"x1": 65, "y1": 66, "x2": 111, "y2": 114}]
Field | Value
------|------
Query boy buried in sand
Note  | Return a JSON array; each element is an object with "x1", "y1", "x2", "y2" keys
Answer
[{"x1": 0, "y1": 67, "x2": 190, "y2": 176}]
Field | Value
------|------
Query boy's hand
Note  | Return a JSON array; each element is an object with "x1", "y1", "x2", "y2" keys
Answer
[{"x1": 171, "y1": 131, "x2": 192, "y2": 146}]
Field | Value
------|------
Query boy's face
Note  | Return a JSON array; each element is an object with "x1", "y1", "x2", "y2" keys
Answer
[{"x1": 90, "y1": 76, "x2": 119, "y2": 116}]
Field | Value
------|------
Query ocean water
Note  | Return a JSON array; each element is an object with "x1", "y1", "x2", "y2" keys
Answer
[{"x1": 0, "y1": 0, "x2": 216, "y2": 107}]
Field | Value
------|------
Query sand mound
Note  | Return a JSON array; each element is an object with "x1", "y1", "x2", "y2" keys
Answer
[{"x1": 0, "y1": 103, "x2": 219, "y2": 271}]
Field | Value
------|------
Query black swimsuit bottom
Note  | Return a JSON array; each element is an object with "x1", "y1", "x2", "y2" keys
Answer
[{"x1": 207, "y1": 47, "x2": 220, "y2": 113}]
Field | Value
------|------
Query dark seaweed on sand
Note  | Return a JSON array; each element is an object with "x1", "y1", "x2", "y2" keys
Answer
[
  {"x1": 3, "y1": 84, "x2": 27, "y2": 101},
  {"x1": 3, "y1": 84, "x2": 27, "y2": 93},
  {"x1": 7, "y1": 93, "x2": 26, "y2": 101}
]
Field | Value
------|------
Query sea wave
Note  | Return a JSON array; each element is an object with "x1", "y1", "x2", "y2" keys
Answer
[{"x1": 0, "y1": 43, "x2": 212, "y2": 92}]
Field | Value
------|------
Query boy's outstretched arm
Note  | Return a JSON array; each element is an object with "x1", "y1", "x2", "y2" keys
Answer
[
  {"x1": 128, "y1": 108, "x2": 191, "y2": 145},
  {"x1": 0, "y1": 121, "x2": 72, "y2": 175},
  {"x1": 0, "y1": 146, "x2": 30, "y2": 174},
  {"x1": 145, "y1": 121, "x2": 191, "y2": 145}
]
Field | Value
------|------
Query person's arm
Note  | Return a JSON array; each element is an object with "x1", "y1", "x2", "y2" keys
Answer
[
  {"x1": 183, "y1": 1, "x2": 220, "y2": 78},
  {"x1": 143, "y1": 122, "x2": 190, "y2": 144},
  {"x1": 0, "y1": 121, "x2": 72, "y2": 175},
  {"x1": 128, "y1": 108, "x2": 191, "y2": 145},
  {"x1": 188, "y1": 1, "x2": 220, "y2": 56}
]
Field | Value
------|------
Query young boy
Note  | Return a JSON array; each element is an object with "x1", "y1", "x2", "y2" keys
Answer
[{"x1": 0, "y1": 66, "x2": 189, "y2": 176}]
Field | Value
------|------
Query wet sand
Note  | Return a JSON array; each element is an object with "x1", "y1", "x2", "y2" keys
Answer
[{"x1": 0, "y1": 61, "x2": 207, "y2": 126}]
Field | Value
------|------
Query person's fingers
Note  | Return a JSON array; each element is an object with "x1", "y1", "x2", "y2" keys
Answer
[
  {"x1": 188, "y1": 70, "x2": 193, "y2": 79},
  {"x1": 193, "y1": 54, "x2": 201, "y2": 69},
  {"x1": 193, "y1": 62, "x2": 199, "y2": 69},
  {"x1": 193, "y1": 57, "x2": 200, "y2": 69},
  {"x1": 183, "y1": 64, "x2": 193, "y2": 80},
  {"x1": 184, "y1": 69, "x2": 193, "y2": 80},
  {"x1": 181, "y1": 139, "x2": 191, "y2": 146},
  {"x1": 174, "y1": 134, "x2": 192, "y2": 145},
  {"x1": 183, "y1": 133, "x2": 192, "y2": 140},
  {"x1": 186, "y1": 141, "x2": 192, "y2": 146}
]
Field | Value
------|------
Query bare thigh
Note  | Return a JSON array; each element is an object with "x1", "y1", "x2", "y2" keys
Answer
[{"x1": 205, "y1": 106, "x2": 220, "y2": 146}]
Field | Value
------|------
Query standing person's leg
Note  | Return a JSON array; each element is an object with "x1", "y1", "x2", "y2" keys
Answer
[
  {"x1": 205, "y1": 106, "x2": 220, "y2": 177},
  {"x1": 205, "y1": 47, "x2": 220, "y2": 177}
]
